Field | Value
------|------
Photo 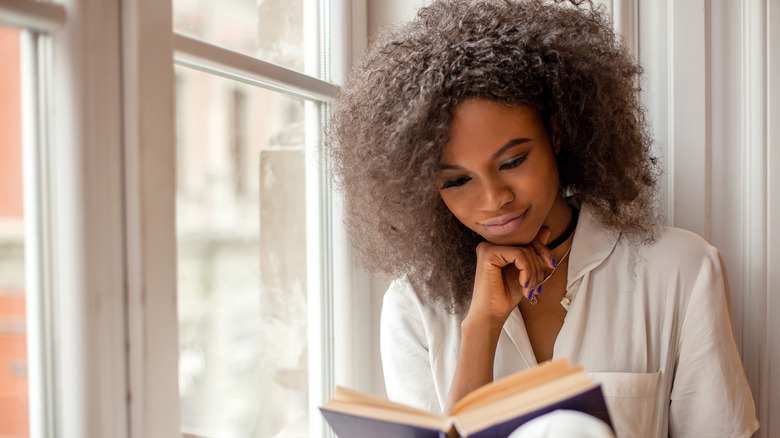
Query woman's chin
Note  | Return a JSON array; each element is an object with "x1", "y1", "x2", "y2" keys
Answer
[{"x1": 481, "y1": 232, "x2": 535, "y2": 247}]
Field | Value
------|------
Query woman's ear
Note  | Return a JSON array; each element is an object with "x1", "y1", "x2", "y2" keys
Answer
[{"x1": 550, "y1": 113, "x2": 562, "y2": 154}]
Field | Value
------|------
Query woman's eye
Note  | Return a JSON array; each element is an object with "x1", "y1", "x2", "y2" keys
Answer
[
  {"x1": 441, "y1": 176, "x2": 471, "y2": 189},
  {"x1": 499, "y1": 156, "x2": 527, "y2": 170}
]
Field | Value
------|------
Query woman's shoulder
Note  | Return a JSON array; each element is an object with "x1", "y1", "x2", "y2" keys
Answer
[
  {"x1": 576, "y1": 203, "x2": 719, "y2": 276},
  {"x1": 383, "y1": 276, "x2": 464, "y2": 324},
  {"x1": 649, "y1": 225, "x2": 715, "y2": 253},
  {"x1": 384, "y1": 276, "x2": 422, "y2": 307},
  {"x1": 628, "y1": 225, "x2": 721, "y2": 278}
]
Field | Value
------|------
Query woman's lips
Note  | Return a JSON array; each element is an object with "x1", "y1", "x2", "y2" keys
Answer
[{"x1": 480, "y1": 210, "x2": 527, "y2": 236}]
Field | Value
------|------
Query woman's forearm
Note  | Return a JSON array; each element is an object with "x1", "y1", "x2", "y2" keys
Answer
[{"x1": 444, "y1": 315, "x2": 503, "y2": 414}]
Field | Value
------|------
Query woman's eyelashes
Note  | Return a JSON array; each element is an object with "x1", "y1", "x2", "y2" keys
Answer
[
  {"x1": 440, "y1": 153, "x2": 528, "y2": 190},
  {"x1": 441, "y1": 176, "x2": 471, "y2": 189},
  {"x1": 498, "y1": 154, "x2": 528, "y2": 170}
]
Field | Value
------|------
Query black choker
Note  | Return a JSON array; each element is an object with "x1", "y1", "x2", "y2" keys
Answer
[{"x1": 547, "y1": 208, "x2": 579, "y2": 251}]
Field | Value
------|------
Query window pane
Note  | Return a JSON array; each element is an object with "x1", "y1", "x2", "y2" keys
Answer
[
  {"x1": 173, "y1": 0, "x2": 313, "y2": 75},
  {"x1": 176, "y1": 65, "x2": 311, "y2": 438},
  {"x1": 0, "y1": 25, "x2": 29, "y2": 438}
]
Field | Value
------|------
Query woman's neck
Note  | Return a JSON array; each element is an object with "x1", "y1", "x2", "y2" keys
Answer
[{"x1": 544, "y1": 195, "x2": 575, "y2": 246}]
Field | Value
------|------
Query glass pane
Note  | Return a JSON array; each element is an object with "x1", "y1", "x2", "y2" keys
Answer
[
  {"x1": 0, "y1": 25, "x2": 29, "y2": 437},
  {"x1": 176, "y1": 65, "x2": 311, "y2": 438},
  {"x1": 173, "y1": 0, "x2": 313, "y2": 75}
]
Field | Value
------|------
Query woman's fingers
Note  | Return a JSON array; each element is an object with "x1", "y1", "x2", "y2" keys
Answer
[
  {"x1": 475, "y1": 242, "x2": 540, "y2": 308},
  {"x1": 530, "y1": 227, "x2": 556, "y2": 270},
  {"x1": 473, "y1": 234, "x2": 557, "y2": 314},
  {"x1": 518, "y1": 245, "x2": 544, "y2": 298}
]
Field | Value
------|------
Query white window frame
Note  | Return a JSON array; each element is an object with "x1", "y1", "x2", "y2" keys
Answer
[
  {"x1": 2, "y1": 0, "x2": 136, "y2": 437},
  {"x1": 0, "y1": 0, "x2": 368, "y2": 436}
]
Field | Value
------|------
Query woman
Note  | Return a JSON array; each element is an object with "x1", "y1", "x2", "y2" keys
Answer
[{"x1": 327, "y1": 0, "x2": 759, "y2": 436}]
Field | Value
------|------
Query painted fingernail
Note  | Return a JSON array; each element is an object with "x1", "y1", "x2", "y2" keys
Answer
[
  {"x1": 524, "y1": 279, "x2": 530, "y2": 288},
  {"x1": 527, "y1": 289, "x2": 534, "y2": 300},
  {"x1": 537, "y1": 284, "x2": 543, "y2": 295},
  {"x1": 552, "y1": 258, "x2": 558, "y2": 268}
]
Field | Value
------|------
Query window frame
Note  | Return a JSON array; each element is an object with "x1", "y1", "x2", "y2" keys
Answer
[
  {"x1": 124, "y1": 0, "x2": 364, "y2": 436},
  {"x1": 3, "y1": 1, "x2": 129, "y2": 437}
]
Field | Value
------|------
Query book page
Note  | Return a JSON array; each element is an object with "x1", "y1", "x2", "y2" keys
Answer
[
  {"x1": 333, "y1": 386, "x2": 445, "y2": 418},
  {"x1": 451, "y1": 358, "x2": 580, "y2": 415},
  {"x1": 322, "y1": 399, "x2": 451, "y2": 431},
  {"x1": 453, "y1": 372, "x2": 595, "y2": 434}
]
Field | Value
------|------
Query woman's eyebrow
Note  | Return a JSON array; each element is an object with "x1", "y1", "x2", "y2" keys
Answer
[
  {"x1": 440, "y1": 164, "x2": 462, "y2": 170},
  {"x1": 439, "y1": 138, "x2": 532, "y2": 170},
  {"x1": 491, "y1": 138, "x2": 531, "y2": 159}
]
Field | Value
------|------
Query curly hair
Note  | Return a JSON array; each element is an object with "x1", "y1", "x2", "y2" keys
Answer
[{"x1": 327, "y1": 0, "x2": 659, "y2": 312}]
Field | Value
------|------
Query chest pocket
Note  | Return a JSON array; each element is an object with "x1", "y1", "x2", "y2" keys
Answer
[{"x1": 588, "y1": 371, "x2": 662, "y2": 438}]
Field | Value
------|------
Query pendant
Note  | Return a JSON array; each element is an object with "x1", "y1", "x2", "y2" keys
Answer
[{"x1": 529, "y1": 293, "x2": 539, "y2": 305}]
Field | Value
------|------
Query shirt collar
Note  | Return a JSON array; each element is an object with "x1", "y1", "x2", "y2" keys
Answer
[{"x1": 566, "y1": 202, "x2": 621, "y2": 289}]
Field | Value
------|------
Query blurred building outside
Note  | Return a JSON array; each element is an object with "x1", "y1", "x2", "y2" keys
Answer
[{"x1": 0, "y1": 24, "x2": 29, "y2": 438}]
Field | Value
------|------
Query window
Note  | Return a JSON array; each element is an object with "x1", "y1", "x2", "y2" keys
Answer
[
  {"x1": 173, "y1": 0, "x2": 311, "y2": 75},
  {"x1": 0, "y1": 11, "x2": 59, "y2": 436},
  {"x1": 0, "y1": 24, "x2": 28, "y2": 438},
  {"x1": 0, "y1": 0, "x2": 357, "y2": 436},
  {"x1": 171, "y1": 0, "x2": 345, "y2": 437},
  {"x1": 175, "y1": 66, "x2": 316, "y2": 437}
]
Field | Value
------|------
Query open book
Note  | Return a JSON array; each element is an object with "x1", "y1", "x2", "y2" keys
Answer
[{"x1": 319, "y1": 359, "x2": 612, "y2": 438}]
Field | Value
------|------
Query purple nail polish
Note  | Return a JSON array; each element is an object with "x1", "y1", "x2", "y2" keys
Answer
[
  {"x1": 537, "y1": 284, "x2": 543, "y2": 294},
  {"x1": 527, "y1": 290, "x2": 534, "y2": 300},
  {"x1": 552, "y1": 258, "x2": 558, "y2": 268},
  {"x1": 524, "y1": 279, "x2": 530, "y2": 288}
]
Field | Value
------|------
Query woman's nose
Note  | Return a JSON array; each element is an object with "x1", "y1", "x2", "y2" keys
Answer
[{"x1": 482, "y1": 179, "x2": 514, "y2": 211}]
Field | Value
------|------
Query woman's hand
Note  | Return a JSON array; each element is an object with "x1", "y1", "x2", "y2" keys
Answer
[
  {"x1": 444, "y1": 227, "x2": 555, "y2": 414},
  {"x1": 466, "y1": 227, "x2": 555, "y2": 330}
]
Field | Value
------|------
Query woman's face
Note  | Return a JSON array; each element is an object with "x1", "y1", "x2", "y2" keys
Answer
[{"x1": 438, "y1": 98, "x2": 568, "y2": 246}]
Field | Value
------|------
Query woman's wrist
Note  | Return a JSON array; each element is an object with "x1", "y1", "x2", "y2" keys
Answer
[{"x1": 461, "y1": 314, "x2": 503, "y2": 348}]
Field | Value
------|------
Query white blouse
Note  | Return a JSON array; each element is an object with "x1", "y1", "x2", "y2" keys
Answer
[{"x1": 380, "y1": 204, "x2": 759, "y2": 438}]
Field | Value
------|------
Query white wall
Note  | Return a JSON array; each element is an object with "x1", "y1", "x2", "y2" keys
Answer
[
  {"x1": 361, "y1": 2, "x2": 778, "y2": 436},
  {"x1": 367, "y1": 0, "x2": 428, "y2": 42},
  {"x1": 633, "y1": 1, "x2": 775, "y2": 435},
  {"x1": 767, "y1": 1, "x2": 780, "y2": 434}
]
